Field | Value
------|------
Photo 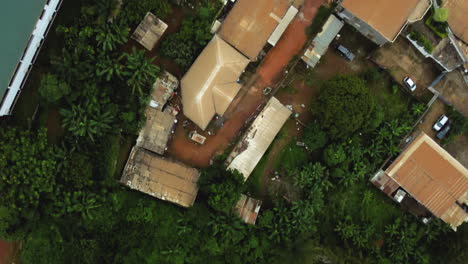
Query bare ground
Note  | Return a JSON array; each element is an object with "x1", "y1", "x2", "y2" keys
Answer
[
  {"x1": 373, "y1": 37, "x2": 440, "y2": 98},
  {"x1": 434, "y1": 70, "x2": 468, "y2": 116}
]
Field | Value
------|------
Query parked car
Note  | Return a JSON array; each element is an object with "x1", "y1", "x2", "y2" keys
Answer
[
  {"x1": 403, "y1": 77, "x2": 417, "y2": 92},
  {"x1": 433, "y1": 114, "x2": 449, "y2": 131},
  {"x1": 436, "y1": 124, "x2": 451, "y2": 140},
  {"x1": 336, "y1": 44, "x2": 355, "y2": 61}
]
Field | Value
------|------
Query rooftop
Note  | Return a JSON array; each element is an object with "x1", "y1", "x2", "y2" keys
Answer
[
  {"x1": 121, "y1": 147, "x2": 200, "y2": 207},
  {"x1": 227, "y1": 97, "x2": 291, "y2": 179},
  {"x1": 218, "y1": 0, "x2": 290, "y2": 60},
  {"x1": 340, "y1": 0, "x2": 421, "y2": 41},
  {"x1": 443, "y1": 0, "x2": 468, "y2": 43},
  {"x1": 151, "y1": 71, "x2": 178, "y2": 111},
  {"x1": 131, "y1": 12, "x2": 168, "y2": 50},
  {"x1": 181, "y1": 35, "x2": 249, "y2": 130},
  {"x1": 234, "y1": 194, "x2": 262, "y2": 225},
  {"x1": 136, "y1": 107, "x2": 176, "y2": 155},
  {"x1": 385, "y1": 132, "x2": 468, "y2": 229}
]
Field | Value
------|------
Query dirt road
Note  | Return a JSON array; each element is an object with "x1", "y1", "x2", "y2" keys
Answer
[{"x1": 167, "y1": 0, "x2": 322, "y2": 168}]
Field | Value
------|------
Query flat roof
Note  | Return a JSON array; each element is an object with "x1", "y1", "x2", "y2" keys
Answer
[
  {"x1": 341, "y1": 0, "x2": 420, "y2": 41},
  {"x1": 227, "y1": 97, "x2": 291, "y2": 179},
  {"x1": 218, "y1": 0, "x2": 290, "y2": 60},
  {"x1": 121, "y1": 147, "x2": 200, "y2": 207},
  {"x1": 0, "y1": 0, "x2": 46, "y2": 99},
  {"x1": 386, "y1": 132, "x2": 468, "y2": 229}
]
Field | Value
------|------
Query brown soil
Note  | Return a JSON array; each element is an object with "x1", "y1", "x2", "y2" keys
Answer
[
  {"x1": 445, "y1": 134, "x2": 468, "y2": 168},
  {"x1": 418, "y1": 99, "x2": 446, "y2": 139},
  {"x1": 373, "y1": 37, "x2": 440, "y2": 98},
  {"x1": 434, "y1": 71, "x2": 468, "y2": 116},
  {"x1": 0, "y1": 240, "x2": 16, "y2": 264},
  {"x1": 167, "y1": 0, "x2": 323, "y2": 168}
]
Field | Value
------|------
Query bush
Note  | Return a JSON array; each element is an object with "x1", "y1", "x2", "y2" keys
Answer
[
  {"x1": 306, "y1": 5, "x2": 333, "y2": 38},
  {"x1": 409, "y1": 31, "x2": 434, "y2": 53},
  {"x1": 39, "y1": 74, "x2": 71, "y2": 104},
  {"x1": 442, "y1": 106, "x2": 468, "y2": 144},
  {"x1": 303, "y1": 123, "x2": 328, "y2": 152},
  {"x1": 425, "y1": 16, "x2": 448, "y2": 38},
  {"x1": 433, "y1": 8, "x2": 449, "y2": 22}
]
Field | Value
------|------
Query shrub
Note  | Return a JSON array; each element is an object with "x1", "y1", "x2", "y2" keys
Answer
[
  {"x1": 433, "y1": 8, "x2": 449, "y2": 23},
  {"x1": 409, "y1": 31, "x2": 434, "y2": 53},
  {"x1": 39, "y1": 74, "x2": 71, "y2": 104}
]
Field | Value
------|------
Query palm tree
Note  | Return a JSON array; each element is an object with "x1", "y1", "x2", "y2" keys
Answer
[
  {"x1": 96, "y1": 22, "x2": 129, "y2": 52},
  {"x1": 124, "y1": 47, "x2": 160, "y2": 95}
]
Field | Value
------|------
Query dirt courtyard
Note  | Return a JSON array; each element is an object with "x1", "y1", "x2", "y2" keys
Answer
[
  {"x1": 434, "y1": 70, "x2": 468, "y2": 116},
  {"x1": 373, "y1": 37, "x2": 440, "y2": 98},
  {"x1": 166, "y1": 0, "x2": 323, "y2": 168}
]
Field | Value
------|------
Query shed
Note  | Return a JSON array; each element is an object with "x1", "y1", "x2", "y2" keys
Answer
[
  {"x1": 151, "y1": 71, "x2": 178, "y2": 111},
  {"x1": 268, "y1": 6, "x2": 298, "y2": 46},
  {"x1": 234, "y1": 194, "x2": 262, "y2": 225},
  {"x1": 226, "y1": 97, "x2": 291, "y2": 179},
  {"x1": 131, "y1": 12, "x2": 168, "y2": 50},
  {"x1": 121, "y1": 147, "x2": 200, "y2": 207},
  {"x1": 302, "y1": 15, "x2": 344, "y2": 68},
  {"x1": 136, "y1": 107, "x2": 176, "y2": 155}
]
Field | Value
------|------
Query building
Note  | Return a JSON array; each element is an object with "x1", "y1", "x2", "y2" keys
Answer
[
  {"x1": 336, "y1": 0, "x2": 431, "y2": 46},
  {"x1": 151, "y1": 71, "x2": 178, "y2": 111},
  {"x1": 218, "y1": 0, "x2": 292, "y2": 60},
  {"x1": 443, "y1": 0, "x2": 468, "y2": 44},
  {"x1": 226, "y1": 97, "x2": 291, "y2": 179},
  {"x1": 234, "y1": 194, "x2": 262, "y2": 225},
  {"x1": 131, "y1": 12, "x2": 168, "y2": 51},
  {"x1": 302, "y1": 14, "x2": 344, "y2": 68},
  {"x1": 136, "y1": 107, "x2": 176, "y2": 155},
  {"x1": 371, "y1": 132, "x2": 468, "y2": 230},
  {"x1": 1, "y1": 0, "x2": 63, "y2": 116},
  {"x1": 121, "y1": 147, "x2": 200, "y2": 207},
  {"x1": 181, "y1": 35, "x2": 249, "y2": 130},
  {"x1": 268, "y1": 6, "x2": 299, "y2": 46}
]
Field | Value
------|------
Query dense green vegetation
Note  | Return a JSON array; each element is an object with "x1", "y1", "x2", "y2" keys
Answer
[
  {"x1": 409, "y1": 30, "x2": 434, "y2": 53},
  {"x1": 0, "y1": 1, "x2": 466, "y2": 264}
]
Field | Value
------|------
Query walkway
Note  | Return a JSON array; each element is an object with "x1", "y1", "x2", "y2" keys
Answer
[{"x1": 167, "y1": 0, "x2": 323, "y2": 168}]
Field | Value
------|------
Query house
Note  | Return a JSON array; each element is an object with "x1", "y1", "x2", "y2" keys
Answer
[
  {"x1": 136, "y1": 107, "x2": 176, "y2": 155},
  {"x1": 218, "y1": 0, "x2": 292, "y2": 60},
  {"x1": 131, "y1": 12, "x2": 168, "y2": 51},
  {"x1": 121, "y1": 147, "x2": 200, "y2": 207},
  {"x1": 150, "y1": 71, "x2": 178, "y2": 111},
  {"x1": 0, "y1": 0, "x2": 63, "y2": 116},
  {"x1": 442, "y1": 0, "x2": 468, "y2": 45},
  {"x1": 234, "y1": 194, "x2": 262, "y2": 225},
  {"x1": 302, "y1": 14, "x2": 344, "y2": 68},
  {"x1": 371, "y1": 132, "x2": 468, "y2": 230},
  {"x1": 181, "y1": 35, "x2": 249, "y2": 130},
  {"x1": 336, "y1": 0, "x2": 431, "y2": 46},
  {"x1": 226, "y1": 97, "x2": 291, "y2": 180}
]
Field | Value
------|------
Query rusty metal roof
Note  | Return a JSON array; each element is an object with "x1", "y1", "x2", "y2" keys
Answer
[{"x1": 386, "y1": 132, "x2": 468, "y2": 229}]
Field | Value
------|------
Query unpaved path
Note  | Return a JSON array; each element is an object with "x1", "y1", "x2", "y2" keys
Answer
[{"x1": 167, "y1": 0, "x2": 322, "y2": 168}]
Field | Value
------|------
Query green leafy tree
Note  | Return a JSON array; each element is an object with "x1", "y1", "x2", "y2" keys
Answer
[
  {"x1": 303, "y1": 122, "x2": 327, "y2": 151},
  {"x1": 198, "y1": 160, "x2": 245, "y2": 213},
  {"x1": 433, "y1": 8, "x2": 449, "y2": 22},
  {"x1": 315, "y1": 75, "x2": 376, "y2": 139},
  {"x1": 124, "y1": 47, "x2": 160, "y2": 95},
  {"x1": 323, "y1": 144, "x2": 346, "y2": 167},
  {"x1": 38, "y1": 74, "x2": 71, "y2": 103}
]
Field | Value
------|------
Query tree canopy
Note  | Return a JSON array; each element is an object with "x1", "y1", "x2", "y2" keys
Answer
[{"x1": 315, "y1": 75, "x2": 376, "y2": 139}]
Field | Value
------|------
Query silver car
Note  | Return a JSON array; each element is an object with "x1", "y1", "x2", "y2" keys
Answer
[
  {"x1": 403, "y1": 77, "x2": 416, "y2": 92},
  {"x1": 433, "y1": 115, "x2": 449, "y2": 131}
]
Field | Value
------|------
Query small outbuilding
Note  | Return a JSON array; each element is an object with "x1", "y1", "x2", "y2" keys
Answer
[
  {"x1": 121, "y1": 147, "x2": 200, "y2": 207},
  {"x1": 151, "y1": 71, "x2": 178, "y2": 111},
  {"x1": 136, "y1": 107, "x2": 176, "y2": 155},
  {"x1": 302, "y1": 15, "x2": 344, "y2": 68},
  {"x1": 234, "y1": 194, "x2": 262, "y2": 225},
  {"x1": 131, "y1": 12, "x2": 168, "y2": 50}
]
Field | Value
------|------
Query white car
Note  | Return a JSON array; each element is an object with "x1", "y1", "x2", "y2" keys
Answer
[
  {"x1": 403, "y1": 77, "x2": 417, "y2": 92},
  {"x1": 433, "y1": 115, "x2": 449, "y2": 131}
]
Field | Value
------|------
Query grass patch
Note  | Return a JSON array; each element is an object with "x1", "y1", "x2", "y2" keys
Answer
[
  {"x1": 245, "y1": 153, "x2": 268, "y2": 197},
  {"x1": 425, "y1": 16, "x2": 448, "y2": 39},
  {"x1": 273, "y1": 140, "x2": 308, "y2": 172}
]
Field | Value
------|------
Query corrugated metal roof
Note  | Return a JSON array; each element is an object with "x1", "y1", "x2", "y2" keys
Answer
[
  {"x1": 268, "y1": 6, "x2": 298, "y2": 46},
  {"x1": 136, "y1": 107, "x2": 176, "y2": 155},
  {"x1": 227, "y1": 97, "x2": 291, "y2": 179},
  {"x1": 386, "y1": 132, "x2": 468, "y2": 229},
  {"x1": 181, "y1": 35, "x2": 249, "y2": 130},
  {"x1": 218, "y1": 0, "x2": 290, "y2": 60},
  {"x1": 302, "y1": 14, "x2": 343, "y2": 68},
  {"x1": 1, "y1": 0, "x2": 62, "y2": 116},
  {"x1": 234, "y1": 194, "x2": 262, "y2": 225},
  {"x1": 131, "y1": 12, "x2": 168, "y2": 51},
  {"x1": 121, "y1": 147, "x2": 200, "y2": 207}
]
